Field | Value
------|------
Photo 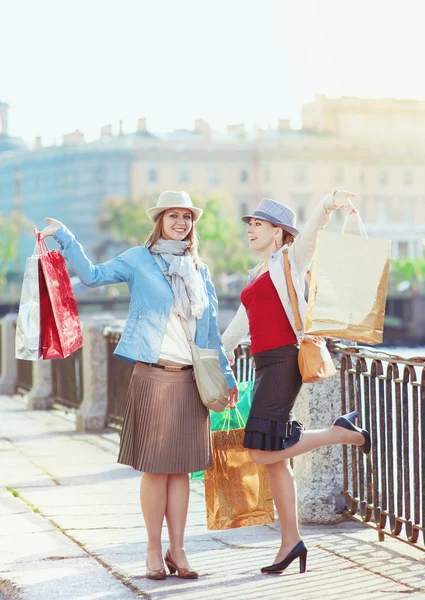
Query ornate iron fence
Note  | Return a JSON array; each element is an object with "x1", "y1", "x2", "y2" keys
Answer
[
  {"x1": 234, "y1": 342, "x2": 254, "y2": 382},
  {"x1": 16, "y1": 359, "x2": 33, "y2": 394},
  {"x1": 105, "y1": 329, "x2": 133, "y2": 428},
  {"x1": 102, "y1": 328, "x2": 425, "y2": 550},
  {"x1": 51, "y1": 348, "x2": 83, "y2": 409},
  {"x1": 335, "y1": 344, "x2": 424, "y2": 550}
]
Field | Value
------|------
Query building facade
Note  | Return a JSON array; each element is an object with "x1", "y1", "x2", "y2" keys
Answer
[{"x1": 1, "y1": 96, "x2": 424, "y2": 274}]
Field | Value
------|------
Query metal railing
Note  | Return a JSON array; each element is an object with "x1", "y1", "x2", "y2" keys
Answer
[
  {"x1": 16, "y1": 358, "x2": 33, "y2": 394},
  {"x1": 105, "y1": 330, "x2": 133, "y2": 428},
  {"x1": 233, "y1": 342, "x2": 254, "y2": 382},
  {"x1": 102, "y1": 329, "x2": 425, "y2": 550},
  {"x1": 51, "y1": 348, "x2": 83, "y2": 409},
  {"x1": 335, "y1": 344, "x2": 424, "y2": 550}
]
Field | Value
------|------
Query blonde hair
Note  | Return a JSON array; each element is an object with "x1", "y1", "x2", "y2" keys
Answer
[{"x1": 145, "y1": 211, "x2": 201, "y2": 268}]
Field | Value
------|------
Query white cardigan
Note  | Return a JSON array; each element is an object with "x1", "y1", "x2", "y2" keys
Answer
[{"x1": 222, "y1": 192, "x2": 340, "y2": 356}]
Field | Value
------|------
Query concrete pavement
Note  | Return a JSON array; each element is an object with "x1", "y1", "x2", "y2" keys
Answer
[{"x1": 1, "y1": 394, "x2": 424, "y2": 600}]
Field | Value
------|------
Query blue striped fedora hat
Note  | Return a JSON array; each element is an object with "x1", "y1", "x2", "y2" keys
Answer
[{"x1": 241, "y1": 199, "x2": 299, "y2": 237}]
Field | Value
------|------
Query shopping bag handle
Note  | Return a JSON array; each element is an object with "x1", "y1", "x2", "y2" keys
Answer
[
  {"x1": 221, "y1": 405, "x2": 246, "y2": 432},
  {"x1": 36, "y1": 232, "x2": 49, "y2": 255},
  {"x1": 341, "y1": 212, "x2": 368, "y2": 238}
]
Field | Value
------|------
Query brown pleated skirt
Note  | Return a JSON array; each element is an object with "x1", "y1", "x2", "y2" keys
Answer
[{"x1": 117, "y1": 361, "x2": 212, "y2": 474}]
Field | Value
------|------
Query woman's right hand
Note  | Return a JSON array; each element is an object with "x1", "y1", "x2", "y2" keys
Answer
[
  {"x1": 34, "y1": 218, "x2": 63, "y2": 241},
  {"x1": 332, "y1": 190, "x2": 357, "y2": 213}
]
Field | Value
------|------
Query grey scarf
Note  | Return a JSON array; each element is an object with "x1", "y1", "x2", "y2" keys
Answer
[{"x1": 150, "y1": 239, "x2": 208, "y2": 320}]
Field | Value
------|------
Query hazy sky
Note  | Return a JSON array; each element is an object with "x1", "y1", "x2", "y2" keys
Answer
[{"x1": 2, "y1": 0, "x2": 423, "y2": 144}]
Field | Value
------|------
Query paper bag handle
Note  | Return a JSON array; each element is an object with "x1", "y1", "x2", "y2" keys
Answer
[
  {"x1": 222, "y1": 405, "x2": 246, "y2": 432},
  {"x1": 341, "y1": 212, "x2": 368, "y2": 238},
  {"x1": 31, "y1": 231, "x2": 49, "y2": 256}
]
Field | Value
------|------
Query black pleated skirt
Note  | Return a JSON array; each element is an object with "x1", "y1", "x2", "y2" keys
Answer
[
  {"x1": 117, "y1": 362, "x2": 212, "y2": 474},
  {"x1": 243, "y1": 345, "x2": 304, "y2": 451}
]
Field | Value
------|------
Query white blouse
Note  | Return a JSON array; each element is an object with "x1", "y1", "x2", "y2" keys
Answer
[{"x1": 159, "y1": 311, "x2": 196, "y2": 365}]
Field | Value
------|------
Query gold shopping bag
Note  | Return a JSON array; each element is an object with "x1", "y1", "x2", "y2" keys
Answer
[
  {"x1": 305, "y1": 213, "x2": 391, "y2": 345},
  {"x1": 204, "y1": 427, "x2": 274, "y2": 530}
]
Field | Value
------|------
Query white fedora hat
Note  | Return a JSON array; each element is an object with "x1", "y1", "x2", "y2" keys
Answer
[{"x1": 147, "y1": 190, "x2": 203, "y2": 222}]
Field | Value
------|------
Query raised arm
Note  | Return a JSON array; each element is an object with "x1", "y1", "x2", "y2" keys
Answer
[
  {"x1": 291, "y1": 190, "x2": 356, "y2": 273},
  {"x1": 36, "y1": 218, "x2": 135, "y2": 287}
]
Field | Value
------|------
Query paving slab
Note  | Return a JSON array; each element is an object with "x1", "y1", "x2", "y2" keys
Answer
[{"x1": 1, "y1": 394, "x2": 424, "y2": 600}]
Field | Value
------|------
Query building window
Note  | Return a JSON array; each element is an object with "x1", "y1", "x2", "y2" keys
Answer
[
  {"x1": 240, "y1": 170, "x2": 248, "y2": 183},
  {"x1": 294, "y1": 165, "x2": 307, "y2": 183},
  {"x1": 296, "y1": 204, "x2": 306, "y2": 223},
  {"x1": 400, "y1": 197, "x2": 416, "y2": 223},
  {"x1": 240, "y1": 202, "x2": 249, "y2": 219},
  {"x1": 178, "y1": 168, "x2": 190, "y2": 184},
  {"x1": 403, "y1": 171, "x2": 413, "y2": 186},
  {"x1": 148, "y1": 168, "x2": 158, "y2": 183},
  {"x1": 208, "y1": 168, "x2": 221, "y2": 185},
  {"x1": 376, "y1": 198, "x2": 390, "y2": 223},
  {"x1": 378, "y1": 171, "x2": 389, "y2": 185},
  {"x1": 398, "y1": 241, "x2": 409, "y2": 259},
  {"x1": 333, "y1": 167, "x2": 344, "y2": 183}
]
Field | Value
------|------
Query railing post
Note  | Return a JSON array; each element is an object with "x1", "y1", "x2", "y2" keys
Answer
[
  {"x1": 0, "y1": 314, "x2": 18, "y2": 394},
  {"x1": 25, "y1": 361, "x2": 53, "y2": 409},
  {"x1": 76, "y1": 315, "x2": 116, "y2": 432},
  {"x1": 293, "y1": 354, "x2": 346, "y2": 523}
]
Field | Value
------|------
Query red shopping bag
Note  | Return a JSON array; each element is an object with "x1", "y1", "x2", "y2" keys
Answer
[{"x1": 37, "y1": 236, "x2": 83, "y2": 359}]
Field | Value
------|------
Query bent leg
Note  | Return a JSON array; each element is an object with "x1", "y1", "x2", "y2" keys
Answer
[{"x1": 249, "y1": 425, "x2": 363, "y2": 465}]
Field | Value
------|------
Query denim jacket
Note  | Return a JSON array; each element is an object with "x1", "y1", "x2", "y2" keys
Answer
[{"x1": 53, "y1": 226, "x2": 237, "y2": 390}]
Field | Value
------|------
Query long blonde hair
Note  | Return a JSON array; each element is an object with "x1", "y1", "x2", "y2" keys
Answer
[{"x1": 145, "y1": 211, "x2": 201, "y2": 268}]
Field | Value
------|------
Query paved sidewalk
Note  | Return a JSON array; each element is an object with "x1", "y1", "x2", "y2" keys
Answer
[{"x1": 0, "y1": 394, "x2": 424, "y2": 600}]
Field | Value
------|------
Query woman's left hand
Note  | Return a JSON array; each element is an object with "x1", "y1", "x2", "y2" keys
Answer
[
  {"x1": 332, "y1": 190, "x2": 357, "y2": 213},
  {"x1": 228, "y1": 387, "x2": 238, "y2": 408}
]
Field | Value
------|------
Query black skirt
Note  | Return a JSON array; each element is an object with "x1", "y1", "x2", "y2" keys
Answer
[{"x1": 243, "y1": 345, "x2": 303, "y2": 451}]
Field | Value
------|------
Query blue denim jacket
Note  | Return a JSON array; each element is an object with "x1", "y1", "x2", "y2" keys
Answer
[{"x1": 53, "y1": 226, "x2": 237, "y2": 389}]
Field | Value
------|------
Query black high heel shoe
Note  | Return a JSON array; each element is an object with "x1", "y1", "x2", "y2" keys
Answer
[
  {"x1": 261, "y1": 540, "x2": 307, "y2": 574},
  {"x1": 333, "y1": 411, "x2": 371, "y2": 455}
]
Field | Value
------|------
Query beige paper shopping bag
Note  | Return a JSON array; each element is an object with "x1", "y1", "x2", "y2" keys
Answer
[{"x1": 305, "y1": 213, "x2": 391, "y2": 344}]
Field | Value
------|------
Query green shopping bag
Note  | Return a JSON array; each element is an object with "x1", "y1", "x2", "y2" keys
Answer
[{"x1": 191, "y1": 380, "x2": 254, "y2": 480}]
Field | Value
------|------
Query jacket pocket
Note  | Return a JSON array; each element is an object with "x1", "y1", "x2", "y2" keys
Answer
[{"x1": 122, "y1": 308, "x2": 143, "y2": 341}]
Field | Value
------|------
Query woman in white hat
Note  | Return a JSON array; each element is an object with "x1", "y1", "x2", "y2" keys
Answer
[
  {"x1": 222, "y1": 190, "x2": 370, "y2": 575},
  {"x1": 38, "y1": 190, "x2": 238, "y2": 581}
]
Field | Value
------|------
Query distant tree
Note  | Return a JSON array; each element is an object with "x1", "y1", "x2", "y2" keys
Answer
[
  {"x1": 0, "y1": 211, "x2": 31, "y2": 292},
  {"x1": 96, "y1": 195, "x2": 153, "y2": 251},
  {"x1": 195, "y1": 194, "x2": 255, "y2": 277},
  {"x1": 389, "y1": 259, "x2": 425, "y2": 293}
]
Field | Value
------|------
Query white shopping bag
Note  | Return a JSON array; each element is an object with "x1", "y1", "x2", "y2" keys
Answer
[{"x1": 15, "y1": 244, "x2": 42, "y2": 360}]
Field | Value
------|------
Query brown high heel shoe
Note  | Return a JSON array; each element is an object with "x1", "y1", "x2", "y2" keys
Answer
[
  {"x1": 145, "y1": 559, "x2": 166, "y2": 580},
  {"x1": 164, "y1": 549, "x2": 198, "y2": 579}
]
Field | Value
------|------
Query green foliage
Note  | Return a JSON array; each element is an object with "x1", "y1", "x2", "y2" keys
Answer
[
  {"x1": 390, "y1": 259, "x2": 425, "y2": 288},
  {"x1": 97, "y1": 196, "x2": 153, "y2": 246},
  {"x1": 195, "y1": 194, "x2": 256, "y2": 276},
  {"x1": 0, "y1": 211, "x2": 31, "y2": 291}
]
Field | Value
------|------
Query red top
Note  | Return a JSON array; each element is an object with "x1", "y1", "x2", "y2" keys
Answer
[{"x1": 241, "y1": 271, "x2": 297, "y2": 355}]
